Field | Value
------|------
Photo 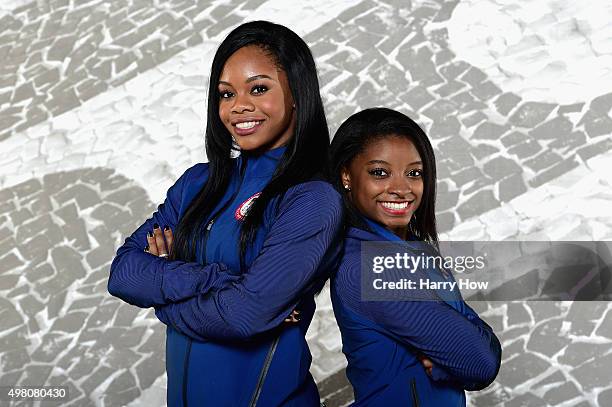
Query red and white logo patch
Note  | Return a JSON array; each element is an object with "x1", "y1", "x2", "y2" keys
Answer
[{"x1": 234, "y1": 192, "x2": 261, "y2": 221}]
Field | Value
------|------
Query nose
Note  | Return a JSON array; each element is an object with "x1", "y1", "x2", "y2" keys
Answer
[
  {"x1": 231, "y1": 92, "x2": 255, "y2": 114},
  {"x1": 387, "y1": 176, "x2": 412, "y2": 197}
]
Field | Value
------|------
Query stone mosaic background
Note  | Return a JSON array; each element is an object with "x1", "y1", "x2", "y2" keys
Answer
[{"x1": 0, "y1": 0, "x2": 611, "y2": 406}]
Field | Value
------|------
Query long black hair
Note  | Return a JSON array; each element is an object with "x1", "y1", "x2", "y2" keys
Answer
[
  {"x1": 329, "y1": 107, "x2": 438, "y2": 245},
  {"x1": 171, "y1": 21, "x2": 329, "y2": 264}
]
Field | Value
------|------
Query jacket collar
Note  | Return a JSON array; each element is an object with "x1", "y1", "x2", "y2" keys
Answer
[
  {"x1": 347, "y1": 215, "x2": 406, "y2": 242},
  {"x1": 240, "y1": 146, "x2": 286, "y2": 179},
  {"x1": 347, "y1": 214, "x2": 461, "y2": 302},
  {"x1": 347, "y1": 215, "x2": 436, "y2": 253},
  {"x1": 363, "y1": 217, "x2": 404, "y2": 242}
]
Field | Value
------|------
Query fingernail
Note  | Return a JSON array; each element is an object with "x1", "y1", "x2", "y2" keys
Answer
[
  {"x1": 164, "y1": 225, "x2": 169, "y2": 231},
  {"x1": 147, "y1": 231, "x2": 153, "y2": 238},
  {"x1": 153, "y1": 223, "x2": 159, "y2": 229}
]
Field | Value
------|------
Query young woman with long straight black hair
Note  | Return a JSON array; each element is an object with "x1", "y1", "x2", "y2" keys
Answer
[
  {"x1": 329, "y1": 108, "x2": 501, "y2": 406},
  {"x1": 108, "y1": 21, "x2": 343, "y2": 406}
]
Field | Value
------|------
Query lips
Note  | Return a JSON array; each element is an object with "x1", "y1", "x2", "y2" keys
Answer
[
  {"x1": 231, "y1": 118, "x2": 265, "y2": 136},
  {"x1": 380, "y1": 201, "x2": 409, "y2": 210},
  {"x1": 378, "y1": 200, "x2": 415, "y2": 215},
  {"x1": 236, "y1": 120, "x2": 262, "y2": 129}
]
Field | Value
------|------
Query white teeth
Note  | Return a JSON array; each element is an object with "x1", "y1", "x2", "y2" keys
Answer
[
  {"x1": 236, "y1": 121, "x2": 261, "y2": 129},
  {"x1": 381, "y1": 202, "x2": 409, "y2": 210}
]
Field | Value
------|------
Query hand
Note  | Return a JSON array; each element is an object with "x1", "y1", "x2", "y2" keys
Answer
[
  {"x1": 147, "y1": 226, "x2": 298, "y2": 323},
  {"x1": 284, "y1": 309, "x2": 300, "y2": 324},
  {"x1": 145, "y1": 223, "x2": 173, "y2": 258},
  {"x1": 418, "y1": 354, "x2": 433, "y2": 377}
]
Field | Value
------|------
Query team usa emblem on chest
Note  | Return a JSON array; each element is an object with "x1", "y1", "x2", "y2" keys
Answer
[{"x1": 235, "y1": 192, "x2": 261, "y2": 221}]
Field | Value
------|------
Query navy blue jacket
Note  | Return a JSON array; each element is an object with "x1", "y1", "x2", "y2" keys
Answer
[
  {"x1": 331, "y1": 218, "x2": 501, "y2": 406},
  {"x1": 108, "y1": 147, "x2": 343, "y2": 406}
]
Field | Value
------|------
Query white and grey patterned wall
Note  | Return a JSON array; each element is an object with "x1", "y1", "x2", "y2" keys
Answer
[{"x1": 0, "y1": 0, "x2": 611, "y2": 406}]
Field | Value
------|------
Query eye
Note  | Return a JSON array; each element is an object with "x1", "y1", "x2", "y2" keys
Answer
[
  {"x1": 368, "y1": 168, "x2": 389, "y2": 178},
  {"x1": 407, "y1": 168, "x2": 423, "y2": 178},
  {"x1": 251, "y1": 85, "x2": 268, "y2": 95},
  {"x1": 219, "y1": 89, "x2": 234, "y2": 99}
]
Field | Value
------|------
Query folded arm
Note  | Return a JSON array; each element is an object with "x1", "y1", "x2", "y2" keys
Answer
[
  {"x1": 366, "y1": 296, "x2": 501, "y2": 390},
  {"x1": 108, "y1": 164, "x2": 236, "y2": 308},
  {"x1": 155, "y1": 182, "x2": 343, "y2": 341}
]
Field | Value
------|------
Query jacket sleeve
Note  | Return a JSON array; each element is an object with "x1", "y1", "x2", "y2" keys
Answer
[
  {"x1": 364, "y1": 293, "x2": 501, "y2": 391},
  {"x1": 339, "y1": 246, "x2": 500, "y2": 390},
  {"x1": 154, "y1": 182, "x2": 343, "y2": 341},
  {"x1": 426, "y1": 268, "x2": 502, "y2": 390},
  {"x1": 425, "y1": 301, "x2": 501, "y2": 390},
  {"x1": 108, "y1": 164, "x2": 238, "y2": 308}
]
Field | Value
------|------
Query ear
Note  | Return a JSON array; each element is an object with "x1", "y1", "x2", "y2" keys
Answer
[
  {"x1": 341, "y1": 167, "x2": 351, "y2": 190},
  {"x1": 289, "y1": 92, "x2": 296, "y2": 109}
]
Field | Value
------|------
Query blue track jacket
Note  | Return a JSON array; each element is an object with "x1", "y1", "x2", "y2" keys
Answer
[
  {"x1": 108, "y1": 147, "x2": 343, "y2": 406},
  {"x1": 331, "y1": 218, "x2": 501, "y2": 406}
]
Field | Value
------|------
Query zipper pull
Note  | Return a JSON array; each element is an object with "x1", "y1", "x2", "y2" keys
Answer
[{"x1": 206, "y1": 220, "x2": 214, "y2": 231}]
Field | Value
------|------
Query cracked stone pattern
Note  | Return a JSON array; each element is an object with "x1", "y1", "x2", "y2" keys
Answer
[
  {"x1": 320, "y1": 302, "x2": 612, "y2": 407},
  {"x1": 0, "y1": 168, "x2": 162, "y2": 406},
  {"x1": 447, "y1": 0, "x2": 612, "y2": 105},
  {"x1": 0, "y1": 0, "x2": 611, "y2": 406},
  {"x1": 305, "y1": 0, "x2": 612, "y2": 235},
  {"x1": 0, "y1": 0, "x2": 241, "y2": 142}
]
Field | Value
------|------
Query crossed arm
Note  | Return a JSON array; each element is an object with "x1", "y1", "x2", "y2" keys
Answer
[
  {"x1": 336, "y1": 254, "x2": 501, "y2": 390},
  {"x1": 108, "y1": 178, "x2": 343, "y2": 342},
  {"x1": 145, "y1": 226, "x2": 300, "y2": 323},
  {"x1": 152, "y1": 183, "x2": 343, "y2": 341},
  {"x1": 108, "y1": 165, "x2": 238, "y2": 308}
]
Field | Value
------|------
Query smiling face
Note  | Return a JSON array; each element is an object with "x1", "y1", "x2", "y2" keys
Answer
[
  {"x1": 218, "y1": 45, "x2": 296, "y2": 152},
  {"x1": 342, "y1": 135, "x2": 424, "y2": 239}
]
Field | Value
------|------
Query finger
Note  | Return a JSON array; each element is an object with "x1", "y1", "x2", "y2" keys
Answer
[
  {"x1": 421, "y1": 358, "x2": 433, "y2": 369},
  {"x1": 147, "y1": 231, "x2": 159, "y2": 255},
  {"x1": 284, "y1": 312, "x2": 300, "y2": 324},
  {"x1": 153, "y1": 224, "x2": 167, "y2": 256},
  {"x1": 164, "y1": 226, "x2": 173, "y2": 255}
]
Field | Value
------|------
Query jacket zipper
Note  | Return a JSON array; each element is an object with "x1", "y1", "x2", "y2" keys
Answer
[
  {"x1": 182, "y1": 158, "x2": 248, "y2": 407},
  {"x1": 201, "y1": 158, "x2": 247, "y2": 264},
  {"x1": 249, "y1": 336, "x2": 280, "y2": 407},
  {"x1": 411, "y1": 377, "x2": 420, "y2": 407}
]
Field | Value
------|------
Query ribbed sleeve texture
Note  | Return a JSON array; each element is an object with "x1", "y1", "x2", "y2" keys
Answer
[
  {"x1": 108, "y1": 164, "x2": 238, "y2": 308},
  {"x1": 154, "y1": 181, "x2": 343, "y2": 341},
  {"x1": 334, "y1": 231, "x2": 501, "y2": 391}
]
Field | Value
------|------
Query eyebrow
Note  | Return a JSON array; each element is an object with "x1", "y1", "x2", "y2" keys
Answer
[
  {"x1": 366, "y1": 160, "x2": 422, "y2": 166},
  {"x1": 218, "y1": 74, "x2": 273, "y2": 86}
]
